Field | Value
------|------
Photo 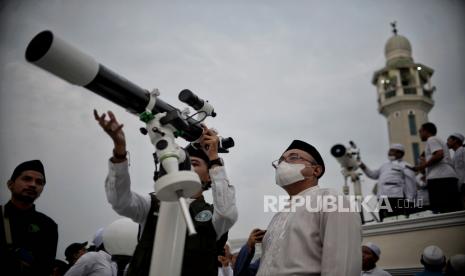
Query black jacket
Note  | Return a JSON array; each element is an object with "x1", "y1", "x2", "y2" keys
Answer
[
  {"x1": 0, "y1": 201, "x2": 58, "y2": 276},
  {"x1": 126, "y1": 194, "x2": 228, "y2": 276}
]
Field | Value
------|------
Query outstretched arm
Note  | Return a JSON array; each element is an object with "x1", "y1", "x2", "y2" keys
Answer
[
  {"x1": 95, "y1": 110, "x2": 151, "y2": 225},
  {"x1": 360, "y1": 162, "x2": 380, "y2": 180}
]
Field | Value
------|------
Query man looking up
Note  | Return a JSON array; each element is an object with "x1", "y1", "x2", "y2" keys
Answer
[
  {"x1": 257, "y1": 140, "x2": 361, "y2": 276},
  {"x1": 360, "y1": 144, "x2": 417, "y2": 221}
]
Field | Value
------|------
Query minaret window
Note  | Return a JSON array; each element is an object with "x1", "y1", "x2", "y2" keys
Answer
[
  {"x1": 412, "y1": 142, "x2": 420, "y2": 165},
  {"x1": 408, "y1": 112, "x2": 417, "y2": 135},
  {"x1": 382, "y1": 75, "x2": 397, "y2": 98},
  {"x1": 385, "y1": 90, "x2": 396, "y2": 98}
]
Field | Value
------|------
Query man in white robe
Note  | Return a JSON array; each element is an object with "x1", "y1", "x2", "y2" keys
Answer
[
  {"x1": 256, "y1": 140, "x2": 362, "y2": 276},
  {"x1": 360, "y1": 144, "x2": 417, "y2": 221}
]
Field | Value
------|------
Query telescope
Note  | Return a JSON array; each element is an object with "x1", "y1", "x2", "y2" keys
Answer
[
  {"x1": 25, "y1": 30, "x2": 233, "y2": 276},
  {"x1": 330, "y1": 141, "x2": 360, "y2": 171},
  {"x1": 331, "y1": 141, "x2": 378, "y2": 224},
  {"x1": 25, "y1": 30, "x2": 233, "y2": 148}
]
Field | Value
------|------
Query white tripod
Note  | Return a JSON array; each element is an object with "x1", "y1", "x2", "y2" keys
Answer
[{"x1": 141, "y1": 89, "x2": 202, "y2": 276}]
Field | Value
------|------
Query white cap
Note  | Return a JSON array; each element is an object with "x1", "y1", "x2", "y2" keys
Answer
[
  {"x1": 390, "y1": 143, "x2": 405, "y2": 152},
  {"x1": 449, "y1": 254, "x2": 465, "y2": 273},
  {"x1": 363, "y1": 242, "x2": 381, "y2": 258},
  {"x1": 92, "y1": 227, "x2": 104, "y2": 248},
  {"x1": 450, "y1": 133, "x2": 464, "y2": 143},
  {"x1": 422, "y1": 245, "x2": 445, "y2": 266},
  {"x1": 231, "y1": 247, "x2": 241, "y2": 255}
]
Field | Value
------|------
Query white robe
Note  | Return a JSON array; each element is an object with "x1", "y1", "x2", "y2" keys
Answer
[
  {"x1": 257, "y1": 186, "x2": 362, "y2": 276},
  {"x1": 64, "y1": 251, "x2": 117, "y2": 276},
  {"x1": 363, "y1": 159, "x2": 417, "y2": 200}
]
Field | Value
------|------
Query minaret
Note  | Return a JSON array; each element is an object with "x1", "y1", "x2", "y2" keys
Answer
[{"x1": 372, "y1": 22, "x2": 435, "y2": 165}]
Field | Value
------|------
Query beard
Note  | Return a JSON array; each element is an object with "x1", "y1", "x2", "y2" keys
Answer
[{"x1": 13, "y1": 192, "x2": 37, "y2": 204}]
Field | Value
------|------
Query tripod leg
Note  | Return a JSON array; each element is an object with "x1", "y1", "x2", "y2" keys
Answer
[{"x1": 149, "y1": 202, "x2": 186, "y2": 276}]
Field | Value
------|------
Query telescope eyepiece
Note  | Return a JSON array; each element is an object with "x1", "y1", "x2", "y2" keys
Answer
[
  {"x1": 179, "y1": 89, "x2": 204, "y2": 111},
  {"x1": 220, "y1": 137, "x2": 234, "y2": 150},
  {"x1": 25, "y1": 30, "x2": 54, "y2": 62}
]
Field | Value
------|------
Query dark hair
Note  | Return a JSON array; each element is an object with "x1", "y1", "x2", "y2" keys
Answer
[
  {"x1": 421, "y1": 122, "x2": 437, "y2": 136},
  {"x1": 52, "y1": 259, "x2": 69, "y2": 275}
]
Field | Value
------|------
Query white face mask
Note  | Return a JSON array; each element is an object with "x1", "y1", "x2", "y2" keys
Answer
[
  {"x1": 275, "y1": 162, "x2": 305, "y2": 187},
  {"x1": 388, "y1": 155, "x2": 396, "y2": 161}
]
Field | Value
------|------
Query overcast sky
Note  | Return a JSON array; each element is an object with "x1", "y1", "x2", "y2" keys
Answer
[{"x1": 1, "y1": 0, "x2": 464, "y2": 259}]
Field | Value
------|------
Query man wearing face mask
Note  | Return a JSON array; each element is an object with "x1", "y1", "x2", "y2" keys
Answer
[
  {"x1": 257, "y1": 140, "x2": 362, "y2": 276},
  {"x1": 93, "y1": 110, "x2": 238, "y2": 276},
  {"x1": 360, "y1": 144, "x2": 417, "y2": 221}
]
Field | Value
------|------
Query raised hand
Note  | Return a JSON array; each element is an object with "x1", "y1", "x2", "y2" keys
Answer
[
  {"x1": 199, "y1": 126, "x2": 220, "y2": 161},
  {"x1": 93, "y1": 109, "x2": 126, "y2": 155}
]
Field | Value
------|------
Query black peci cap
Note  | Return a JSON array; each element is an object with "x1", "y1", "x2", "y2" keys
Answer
[
  {"x1": 10, "y1": 160, "x2": 46, "y2": 183},
  {"x1": 284, "y1": 140, "x2": 325, "y2": 178}
]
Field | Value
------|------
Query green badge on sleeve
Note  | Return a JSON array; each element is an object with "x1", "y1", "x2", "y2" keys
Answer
[{"x1": 195, "y1": 210, "x2": 213, "y2": 222}]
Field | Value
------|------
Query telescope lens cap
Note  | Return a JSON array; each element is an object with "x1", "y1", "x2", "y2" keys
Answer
[
  {"x1": 26, "y1": 30, "x2": 54, "y2": 62},
  {"x1": 330, "y1": 144, "x2": 346, "y2": 157}
]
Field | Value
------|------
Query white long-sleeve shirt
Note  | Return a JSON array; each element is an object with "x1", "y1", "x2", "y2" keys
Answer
[
  {"x1": 362, "y1": 159, "x2": 417, "y2": 200},
  {"x1": 257, "y1": 186, "x2": 362, "y2": 276},
  {"x1": 64, "y1": 251, "x2": 117, "y2": 276},
  {"x1": 104, "y1": 159, "x2": 238, "y2": 239}
]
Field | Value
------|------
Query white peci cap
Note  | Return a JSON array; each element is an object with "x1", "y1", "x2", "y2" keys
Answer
[
  {"x1": 450, "y1": 133, "x2": 464, "y2": 143},
  {"x1": 363, "y1": 242, "x2": 381, "y2": 258},
  {"x1": 390, "y1": 143, "x2": 405, "y2": 152},
  {"x1": 422, "y1": 245, "x2": 445, "y2": 266}
]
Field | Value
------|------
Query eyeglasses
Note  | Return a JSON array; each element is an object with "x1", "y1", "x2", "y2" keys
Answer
[{"x1": 272, "y1": 153, "x2": 317, "y2": 169}]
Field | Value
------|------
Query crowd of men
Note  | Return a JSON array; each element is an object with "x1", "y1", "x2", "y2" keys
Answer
[
  {"x1": 360, "y1": 122, "x2": 464, "y2": 221},
  {"x1": 1, "y1": 115, "x2": 464, "y2": 275}
]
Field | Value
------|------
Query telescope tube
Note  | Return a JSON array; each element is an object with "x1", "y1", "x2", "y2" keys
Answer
[{"x1": 25, "y1": 30, "x2": 202, "y2": 141}]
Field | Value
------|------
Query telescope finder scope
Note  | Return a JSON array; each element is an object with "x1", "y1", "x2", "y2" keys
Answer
[{"x1": 179, "y1": 89, "x2": 216, "y2": 117}]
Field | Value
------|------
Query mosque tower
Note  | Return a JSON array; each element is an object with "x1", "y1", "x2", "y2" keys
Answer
[{"x1": 372, "y1": 22, "x2": 435, "y2": 165}]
